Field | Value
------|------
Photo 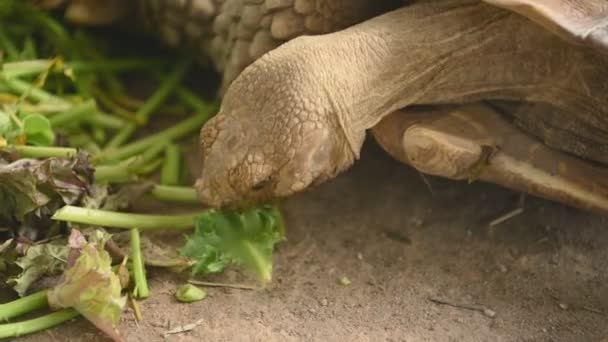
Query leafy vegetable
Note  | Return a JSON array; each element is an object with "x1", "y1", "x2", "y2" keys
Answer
[
  {"x1": 0, "y1": 151, "x2": 93, "y2": 237},
  {"x1": 47, "y1": 229, "x2": 126, "y2": 342},
  {"x1": 8, "y1": 240, "x2": 68, "y2": 296},
  {"x1": 179, "y1": 206, "x2": 286, "y2": 283}
]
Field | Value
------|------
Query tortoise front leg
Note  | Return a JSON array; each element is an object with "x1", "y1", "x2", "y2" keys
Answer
[{"x1": 371, "y1": 104, "x2": 608, "y2": 215}]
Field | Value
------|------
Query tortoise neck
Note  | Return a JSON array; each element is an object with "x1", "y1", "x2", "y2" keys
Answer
[{"x1": 319, "y1": 0, "x2": 608, "y2": 150}]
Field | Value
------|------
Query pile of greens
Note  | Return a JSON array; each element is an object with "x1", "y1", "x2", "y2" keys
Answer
[{"x1": 0, "y1": 2, "x2": 286, "y2": 341}]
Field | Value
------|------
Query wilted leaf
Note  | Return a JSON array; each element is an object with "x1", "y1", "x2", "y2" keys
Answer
[
  {"x1": 112, "y1": 231, "x2": 192, "y2": 270},
  {"x1": 0, "y1": 151, "x2": 94, "y2": 235},
  {"x1": 48, "y1": 229, "x2": 126, "y2": 342},
  {"x1": 8, "y1": 239, "x2": 68, "y2": 296},
  {"x1": 179, "y1": 205, "x2": 285, "y2": 283}
]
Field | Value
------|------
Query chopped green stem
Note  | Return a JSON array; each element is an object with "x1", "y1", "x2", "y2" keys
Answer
[
  {"x1": 161, "y1": 144, "x2": 181, "y2": 185},
  {"x1": 0, "y1": 308, "x2": 79, "y2": 339},
  {"x1": 67, "y1": 133, "x2": 93, "y2": 147},
  {"x1": 1, "y1": 77, "x2": 69, "y2": 105},
  {"x1": 104, "y1": 124, "x2": 135, "y2": 150},
  {"x1": 6, "y1": 145, "x2": 78, "y2": 158},
  {"x1": 2, "y1": 59, "x2": 163, "y2": 79},
  {"x1": 141, "y1": 143, "x2": 167, "y2": 164},
  {"x1": 175, "y1": 284, "x2": 206, "y2": 303},
  {"x1": 0, "y1": 290, "x2": 49, "y2": 322},
  {"x1": 94, "y1": 158, "x2": 140, "y2": 183},
  {"x1": 136, "y1": 157, "x2": 163, "y2": 176},
  {"x1": 130, "y1": 229, "x2": 150, "y2": 299},
  {"x1": 97, "y1": 106, "x2": 217, "y2": 162},
  {"x1": 91, "y1": 87, "x2": 140, "y2": 124},
  {"x1": 83, "y1": 142, "x2": 101, "y2": 154},
  {"x1": 150, "y1": 185, "x2": 200, "y2": 204},
  {"x1": 52, "y1": 206, "x2": 207, "y2": 230},
  {"x1": 175, "y1": 87, "x2": 208, "y2": 113},
  {"x1": 105, "y1": 58, "x2": 193, "y2": 149},
  {"x1": 49, "y1": 99, "x2": 96, "y2": 127},
  {"x1": 86, "y1": 112, "x2": 125, "y2": 130},
  {"x1": 20, "y1": 102, "x2": 73, "y2": 114}
]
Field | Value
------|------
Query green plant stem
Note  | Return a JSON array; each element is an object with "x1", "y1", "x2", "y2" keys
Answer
[
  {"x1": 130, "y1": 229, "x2": 150, "y2": 299},
  {"x1": 0, "y1": 290, "x2": 48, "y2": 322},
  {"x1": 1, "y1": 77, "x2": 69, "y2": 105},
  {"x1": 0, "y1": 308, "x2": 79, "y2": 339},
  {"x1": 52, "y1": 206, "x2": 207, "y2": 230},
  {"x1": 150, "y1": 185, "x2": 199, "y2": 204},
  {"x1": 140, "y1": 143, "x2": 166, "y2": 163},
  {"x1": 161, "y1": 144, "x2": 180, "y2": 185},
  {"x1": 87, "y1": 112, "x2": 125, "y2": 130},
  {"x1": 49, "y1": 99, "x2": 96, "y2": 127},
  {"x1": 2, "y1": 59, "x2": 163, "y2": 79},
  {"x1": 97, "y1": 106, "x2": 217, "y2": 162},
  {"x1": 136, "y1": 157, "x2": 163, "y2": 175},
  {"x1": 94, "y1": 158, "x2": 140, "y2": 183},
  {"x1": 104, "y1": 58, "x2": 193, "y2": 149},
  {"x1": 6, "y1": 145, "x2": 78, "y2": 158},
  {"x1": 175, "y1": 86, "x2": 208, "y2": 113}
]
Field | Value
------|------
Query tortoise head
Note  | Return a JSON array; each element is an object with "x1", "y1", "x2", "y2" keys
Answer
[{"x1": 195, "y1": 43, "x2": 357, "y2": 208}]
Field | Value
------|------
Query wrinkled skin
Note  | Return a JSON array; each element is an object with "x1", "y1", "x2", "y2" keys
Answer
[
  {"x1": 38, "y1": 0, "x2": 608, "y2": 209},
  {"x1": 196, "y1": 0, "x2": 608, "y2": 208},
  {"x1": 196, "y1": 46, "x2": 356, "y2": 207},
  {"x1": 40, "y1": 0, "x2": 400, "y2": 91}
]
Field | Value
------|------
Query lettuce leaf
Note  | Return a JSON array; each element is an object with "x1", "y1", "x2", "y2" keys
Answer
[
  {"x1": 179, "y1": 205, "x2": 285, "y2": 283},
  {"x1": 0, "y1": 151, "x2": 94, "y2": 237},
  {"x1": 47, "y1": 229, "x2": 126, "y2": 342}
]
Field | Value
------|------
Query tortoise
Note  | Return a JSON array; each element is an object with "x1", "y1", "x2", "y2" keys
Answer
[{"x1": 43, "y1": 0, "x2": 608, "y2": 214}]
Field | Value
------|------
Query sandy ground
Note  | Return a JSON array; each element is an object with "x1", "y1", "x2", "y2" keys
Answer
[{"x1": 9, "y1": 139, "x2": 608, "y2": 342}]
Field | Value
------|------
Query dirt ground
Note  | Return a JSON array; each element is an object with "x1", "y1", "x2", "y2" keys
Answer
[{"x1": 10, "y1": 139, "x2": 608, "y2": 342}]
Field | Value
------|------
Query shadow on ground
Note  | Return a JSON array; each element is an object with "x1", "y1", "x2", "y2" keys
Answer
[{"x1": 15, "y1": 140, "x2": 608, "y2": 342}]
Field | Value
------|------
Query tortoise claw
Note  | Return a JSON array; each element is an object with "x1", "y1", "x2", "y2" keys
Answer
[{"x1": 371, "y1": 104, "x2": 608, "y2": 215}]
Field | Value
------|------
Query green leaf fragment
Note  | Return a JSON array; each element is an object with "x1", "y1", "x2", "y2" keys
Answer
[
  {"x1": 175, "y1": 284, "x2": 207, "y2": 303},
  {"x1": 179, "y1": 205, "x2": 286, "y2": 283},
  {"x1": 22, "y1": 113, "x2": 55, "y2": 146},
  {"x1": 47, "y1": 229, "x2": 126, "y2": 342},
  {"x1": 338, "y1": 276, "x2": 351, "y2": 286},
  {"x1": 0, "y1": 111, "x2": 11, "y2": 136}
]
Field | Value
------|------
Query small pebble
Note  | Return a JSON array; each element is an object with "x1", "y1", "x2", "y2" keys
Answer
[
  {"x1": 559, "y1": 303, "x2": 568, "y2": 310},
  {"x1": 320, "y1": 298, "x2": 328, "y2": 306},
  {"x1": 483, "y1": 309, "x2": 496, "y2": 318}
]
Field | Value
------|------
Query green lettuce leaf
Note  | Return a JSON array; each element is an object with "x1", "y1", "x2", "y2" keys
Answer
[
  {"x1": 22, "y1": 113, "x2": 55, "y2": 146},
  {"x1": 48, "y1": 229, "x2": 126, "y2": 342},
  {"x1": 179, "y1": 205, "x2": 286, "y2": 283}
]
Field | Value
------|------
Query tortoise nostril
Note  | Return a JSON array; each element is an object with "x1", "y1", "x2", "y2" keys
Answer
[{"x1": 251, "y1": 178, "x2": 271, "y2": 191}]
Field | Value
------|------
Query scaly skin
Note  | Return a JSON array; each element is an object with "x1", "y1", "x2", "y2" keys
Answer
[
  {"x1": 47, "y1": 0, "x2": 400, "y2": 92},
  {"x1": 196, "y1": 0, "x2": 608, "y2": 208}
]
